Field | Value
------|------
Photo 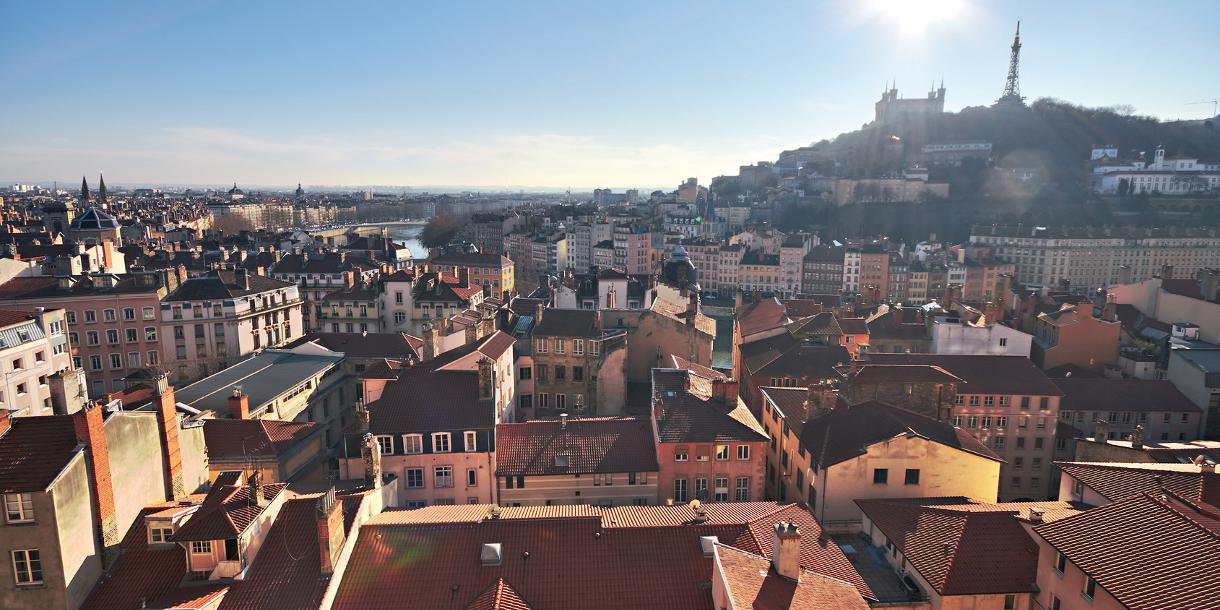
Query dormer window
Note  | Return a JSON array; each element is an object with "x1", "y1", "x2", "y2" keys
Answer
[{"x1": 149, "y1": 525, "x2": 174, "y2": 544}]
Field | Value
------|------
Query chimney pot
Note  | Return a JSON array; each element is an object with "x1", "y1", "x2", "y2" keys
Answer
[
  {"x1": 1028, "y1": 507, "x2": 1045, "y2": 524},
  {"x1": 228, "y1": 387, "x2": 250, "y2": 419},
  {"x1": 771, "y1": 521, "x2": 802, "y2": 581}
]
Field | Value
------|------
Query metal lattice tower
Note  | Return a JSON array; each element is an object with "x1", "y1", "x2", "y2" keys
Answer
[{"x1": 999, "y1": 21, "x2": 1024, "y2": 105}]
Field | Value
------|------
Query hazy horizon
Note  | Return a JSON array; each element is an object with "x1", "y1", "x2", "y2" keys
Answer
[{"x1": 3, "y1": 0, "x2": 1218, "y2": 188}]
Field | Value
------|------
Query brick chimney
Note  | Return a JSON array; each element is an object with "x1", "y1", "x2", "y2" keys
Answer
[
  {"x1": 478, "y1": 357, "x2": 495, "y2": 401},
  {"x1": 361, "y1": 433, "x2": 382, "y2": 488},
  {"x1": 806, "y1": 380, "x2": 836, "y2": 419},
  {"x1": 1102, "y1": 293, "x2": 1117, "y2": 322},
  {"x1": 711, "y1": 378, "x2": 739, "y2": 405},
  {"x1": 250, "y1": 470, "x2": 268, "y2": 507},
  {"x1": 1130, "y1": 424, "x2": 1145, "y2": 450},
  {"x1": 534, "y1": 302, "x2": 545, "y2": 323},
  {"x1": 771, "y1": 521, "x2": 801, "y2": 581},
  {"x1": 316, "y1": 488, "x2": 345, "y2": 574},
  {"x1": 228, "y1": 386, "x2": 250, "y2": 419},
  {"x1": 74, "y1": 403, "x2": 120, "y2": 553},
  {"x1": 152, "y1": 373, "x2": 186, "y2": 500}
]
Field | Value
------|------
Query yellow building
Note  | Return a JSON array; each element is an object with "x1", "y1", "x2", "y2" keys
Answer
[
  {"x1": 759, "y1": 389, "x2": 1001, "y2": 531},
  {"x1": 430, "y1": 252, "x2": 516, "y2": 300}
]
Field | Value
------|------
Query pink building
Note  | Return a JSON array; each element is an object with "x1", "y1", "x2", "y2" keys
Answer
[{"x1": 651, "y1": 368, "x2": 768, "y2": 504}]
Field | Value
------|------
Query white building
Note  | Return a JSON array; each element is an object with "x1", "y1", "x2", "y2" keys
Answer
[
  {"x1": 930, "y1": 316, "x2": 1033, "y2": 357},
  {"x1": 0, "y1": 308, "x2": 75, "y2": 417}
]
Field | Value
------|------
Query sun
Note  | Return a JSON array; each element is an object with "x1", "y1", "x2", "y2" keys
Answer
[{"x1": 862, "y1": 0, "x2": 969, "y2": 36}]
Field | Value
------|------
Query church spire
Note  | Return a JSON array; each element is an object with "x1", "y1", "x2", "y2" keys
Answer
[
  {"x1": 98, "y1": 173, "x2": 107, "y2": 205},
  {"x1": 80, "y1": 176, "x2": 90, "y2": 203}
]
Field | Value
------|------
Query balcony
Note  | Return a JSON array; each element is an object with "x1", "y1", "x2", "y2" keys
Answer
[{"x1": 209, "y1": 559, "x2": 242, "y2": 580}]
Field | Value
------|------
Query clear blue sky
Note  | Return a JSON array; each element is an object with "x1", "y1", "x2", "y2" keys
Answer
[{"x1": 2, "y1": 0, "x2": 1216, "y2": 189}]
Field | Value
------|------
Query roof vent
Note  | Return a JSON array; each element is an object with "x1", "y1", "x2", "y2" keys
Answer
[
  {"x1": 489, "y1": 505, "x2": 502, "y2": 519},
  {"x1": 480, "y1": 543, "x2": 502, "y2": 566},
  {"x1": 699, "y1": 535, "x2": 718, "y2": 557}
]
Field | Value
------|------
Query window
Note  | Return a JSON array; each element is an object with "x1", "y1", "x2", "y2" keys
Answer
[
  {"x1": 66, "y1": 311, "x2": 76, "y2": 324},
  {"x1": 405, "y1": 468, "x2": 424, "y2": 488},
  {"x1": 573, "y1": 366, "x2": 583, "y2": 381},
  {"x1": 145, "y1": 327, "x2": 158, "y2": 341},
  {"x1": 432, "y1": 432, "x2": 452, "y2": 453},
  {"x1": 519, "y1": 367, "x2": 532, "y2": 380},
  {"x1": 1004, "y1": 594, "x2": 1016, "y2": 610},
  {"x1": 904, "y1": 469, "x2": 920, "y2": 485},
  {"x1": 90, "y1": 355, "x2": 102, "y2": 370},
  {"x1": 554, "y1": 366, "x2": 565, "y2": 380},
  {"x1": 536, "y1": 366, "x2": 548, "y2": 381},
  {"x1": 999, "y1": 396, "x2": 1010, "y2": 406},
  {"x1": 954, "y1": 394, "x2": 964, "y2": 405},
  {"x1": 984, "y1": 396, "x2": 995, "y2": 407},
  {"x1": 5, "y1": 493, "x2": 34, "y2": 523},
  {"x1": 534, "y1": 339, "x2": 547, "y2": 353},
  {"x1": 11, "y1": 549, "x2": 42, "y2": 585},
  {"x1": 674, "y1": 450, "x2": 688, "y2": 462},
  {"x1": 714, "y1": 477, "x2": 729, "y2": 502},
  {"x1": 554, "y1": 338, "x2": 565, "y2": 354},
  {"x1": 573, "y1": 339, "x2": 584, "y2": 355},
  {"x1": 999, "y1": 337, "x2": 1008, "y2": 347},
  {"x1": 674, "y1": 478, "x2": 688, "y2": 502},
  {"x1": 148, "y1": 350, "x2": 159, "y2": 366},
  {"x1": 873, "y1": 468, "x2": 889, "y2": 484},
  {"x1": 735, "y1": 477, "x2": 750, "y2": 501},
  {"x1": 125, "y1": 328, "x2": 138, "y2": 343},
  {"x1": 1050, "y1": 596, "x2": 1061, "y2": 610},
  {"x1": 375, "y1": 435, "x2": 394, "y2": 455},
  {"x1": 128, "y1": 352, "x2": 141, "y2": 368},
  {"x1": 1039, "y1": 397, "x2": 1049, "y2": 410},
  {"x1": 104, "y1": 309, "x2": 117, "y2": 322},
  {"x1": 715, "y1": 445, "x2": 730, "y2": 460},
  {"x1": 737, "y1": 445, "x2": 751, "y2": 461},
  {"x1": 142, "y1": 306, "x2": 155, "y2": 320},
  {"x1": 555, "y1": 394, "x2": 566, "y2": 410},
  {"x1": 1020, "y1": 396, "x2": 1030, "y2": 410},
  {"x1": 150, "y1": 527, "x2": 173, "y2": 543},
  {"x1": 1055, "y1": 552, "x2": 1067, "y2": 575},
  {"x1": 190, "y1": 541, "x2": 212, "y2": 554},
  {"x1": 403, "y1": 434, "x2": 423, "y2": 454},
  {"x1": 434, "y1": 466, "x2": 454, "y2": 488},
  {"x1": 537, "y1": 393, "x2": 549, "y2": 408},
  {"x1": 87, "y1": 331, "x2": 99, "y2": 345},
  {"x1": 466, "y1": 468, "x2": 478, "y2": 487},
  {"x1": 968, "y1": 395, "x2": 980, "y2": 406},
  {"x1": 519, "y1": 395, "x2": 532, "y2": 409},
  {"x1": 695, "y1": 477, "x2": 708, "y2": 500},
  {"x1": 464, "y1": 431, "x2": 478, "y2": 452},
  {"x1": 123, "y1": 307, "x2": 136, "y2": 321},
  {"x1": 1084, "y1": 576, "x2": 1097, "y2": 600}
]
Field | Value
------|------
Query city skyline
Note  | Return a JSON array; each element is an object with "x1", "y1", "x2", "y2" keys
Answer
[{"x1": 2, "y1": 0, "x2": 1218, "y2": 188}]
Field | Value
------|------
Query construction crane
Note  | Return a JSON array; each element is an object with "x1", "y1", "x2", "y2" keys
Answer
[{"x1": 1187, "y1": 99, "x2": 1218, "y2": 117}]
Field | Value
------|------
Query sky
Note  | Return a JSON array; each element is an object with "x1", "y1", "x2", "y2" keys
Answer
[{"x1": 2, "y1": 0, "x2": 1217, "y2": 190}]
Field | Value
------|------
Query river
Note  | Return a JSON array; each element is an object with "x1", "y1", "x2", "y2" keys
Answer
[{"x1": 383, "y1": 225, "x2": 429, "y2": 261}]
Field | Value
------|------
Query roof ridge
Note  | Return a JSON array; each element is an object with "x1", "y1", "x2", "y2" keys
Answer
[{"x1": 1153, "y1": 490, "x2": 1220, "y2": 542}]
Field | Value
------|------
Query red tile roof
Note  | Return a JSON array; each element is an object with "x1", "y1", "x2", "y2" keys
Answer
[
  {"x1": 203, "y1": 419, "x2": 319, "y2": 459},
  {"x1": 855, "y1": 499, "x2": 1067, "y2": 596},
  {"x1": 715, "y1": 543, "x2": 869, "y2": 610},
  {"x1": 865, "y1": 354, "x2": 1063, "y2": 397},
  {"x1": 736, "y1": 298, "x2": 792, "y2": 337},
  {"x1": 1034, "y1": 492, "x2": 1220, "y2": 610},
  {"x1": 0, "y1": 415, "x2": 81, "y2": 493},
  {"x1": 172, "y1": 483, "x2": 287, "y2": 542},
  {"x1": 495, "y1": 417, "x2": 659, "y2": 476},
  {"x1": 465, "y1": 578, "x2": 533, "y2": 610},
  {"x1": 653, "y1": 370, "x2": 768, "y2": 444},
  {"x1": 1054, "y1": 378, "x2": 1202, "y2": 413},
  {"x1": 1056, "y1": 462, "x2": 1218, "y2": 504},
  {"x1": 0, "y1": 309, "x2": 35, "y2": 328},
  {"x1": 217, "y1": 497, "x2": 333, "y2": 610},
  {"x1": 332, "y1": 502, "x2": 872, "y2": 610},
  {"x1": 671, "y1": 355, "x2": 728, "y2": 381},
  {"x1": 847, "y1": 364, "x2": 962, "y2": 385},
  {"x1": 801, "y1": 401, "x2": 1001, "y2": 468}
]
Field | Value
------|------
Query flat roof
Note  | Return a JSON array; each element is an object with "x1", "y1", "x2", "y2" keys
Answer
[{"x1": 173, "y1": 350, "x2": 342, "y2": 413}]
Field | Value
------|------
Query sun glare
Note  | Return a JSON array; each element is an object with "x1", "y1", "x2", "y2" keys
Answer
[{"x1": 863, "y1": 0, "x2": 968, "y2": 36}]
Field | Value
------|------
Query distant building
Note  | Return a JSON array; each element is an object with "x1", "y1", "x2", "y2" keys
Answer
[{"x1": 873, "y1": 83, "x2": 946, "y2": 125}]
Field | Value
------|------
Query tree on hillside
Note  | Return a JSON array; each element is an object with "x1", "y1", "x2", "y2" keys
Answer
[{"x1": 421, "y1": 214, "x2": 467, "y2": 247}]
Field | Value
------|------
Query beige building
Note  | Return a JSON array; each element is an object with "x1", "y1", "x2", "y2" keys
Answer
[
  {"x1": 759, "y1": 390, "x2": 1001, "y2": 529},
  {"x1": 496, "y1": 416, "x2": 659, "y2": 507},
  {"x1": 0, "y1": 308, "x2": 74, "y2": 417},
  {"x1": 529, "y1": 307, "x2": 626, "y2": 418}
]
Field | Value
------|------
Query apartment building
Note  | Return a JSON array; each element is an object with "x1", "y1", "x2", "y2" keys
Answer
[
  {"x1": 529, "y1": 307, "x2": 626, "y2": 417},
  {"x1": 430, "y1": 251, "x2": 515, "y2": 299},
  {"x1": 161, "y1": 269, "x2": 303, "y2": 383},
  {"x1": 496, "y1": 416, "x2": 659, "y2": 507},
  {"x1": 1031, "y1": 303, "x2": 1120, "y2": 373},
  {"x1": 970, "y1": 224, "x2": 1220, "y2": 290},
  {"x1": 613, "y1": 224, "x2": 653, "y2": 276},
  {"x1": 1054, "y1": 379, "x2": 1203, "y2": 443},
  {"x1": 269, "y1": 251, "x2": 374, "y2": 330},
  {"x1": 0, "y1": 308, "x2": 73, "y2": 417},
  {"x1": 801, "y1": 245, "x2": 844, "y2": 296},
  {"x1": 318, "y1": 280, "x2": 383, "y2": 333}
]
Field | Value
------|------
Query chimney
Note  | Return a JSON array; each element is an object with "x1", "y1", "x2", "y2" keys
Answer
[
  {"x1": 711, "y1": 378, "x2": 740, "y2": 405},
  {"x1": 1028, "y1": 507, "x2": 1045, "y2": 524},
  {"x1": 152, "y1": 373, "x2": 186, "y2": 499},
  {"x1": 1202, "y1": 463, "x2": 1216, "y2": 474},
  {"x1": 1130, "y1": 424, "x2": 1145, "y2": 450},
  {"x1": 478, "y1": 357, "x2": 495, "y2": 401},
  {"x1": 1102, "y1": 293, "x2": 1117, "y2": 322},
  {"x1": 806, "y1": 380, "x2": 836, "y2": 419},
  {"x1": 250, "y1": 470, "x2": 268, "y2": 507},
  {"x1": 1161, "y1": 264, "x2": 1174, "y2": 280},
  {"x1": 560, "y1": 413, "x2": 569, "y2": 430},
  {"x1": 654, "y1": 397, "x2": 666, "y2": 421},
  {"x1": 361, "y1": 433, "x2": 383, "y2": 487},
  {"x1": 234, "y1": 267, "x2": 250, "y2": 290},
  {"x1": 228, "y1": 386, "x2": 250, "y2": 419},
  {"x1": 316, "y1": 488, "x2": 345, "y2": 575},
  {"x1": 74, "y1": 403, "x2": 120, "y2": 552},
  {"x1": 1199, "y1": 268, "x2": 1220, "y2": 302},
  {"x1": 771, "y1": 521, "x2": 801, "y2": 581},
  {"x1": 534, "y1": 302, "x2": 545, "y2": 323},
  {"x1": 1094, "y1": 420, "x2": 1110, "y2": 442}
]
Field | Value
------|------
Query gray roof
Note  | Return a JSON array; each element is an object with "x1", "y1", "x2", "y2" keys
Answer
[{"x1": 173, "y1": 350, "x2": 342, "y2": 413}]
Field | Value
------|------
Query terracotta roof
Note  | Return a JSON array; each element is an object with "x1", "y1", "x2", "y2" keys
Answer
[
  {"x1": 1054, "y1": 379, "x2": 1202, "y2": 413},
  {"x1": 847, "y1": 364, "x2": 962, "y2": 385},
  {"x1": 865, "y1": 354, "x2": 1063, "y2": 396},
  {"x1": 203, "y1": 419, "x2": 319, "y2": 459},
  {"x1": 801, "y1": 401, "x2": 1001, "y2": 468},
  {"x1": 741, "y1": 337, "x2": 850, "y2": 379},
  {"x1": 715, "y1": 543, "x2": 869, "y2": 610},
  {"x1": 1034, "y1": 492, "x2": 1220, "y2": 610},
  {"x1": 759, "y1": 387, "x2": 813, "y2": 424},
  {"x1": 1056, "y1": 462, "x2": 1218, "y2": 504},
  {"x1": 332, "y1": 502, "x2": 873, "y2": 609},
  {"x1": 166, "y1": 269, "x2": 294, "y2": 301},
  {"x1": 0, "y1": 415, "x2": 80, "y2": 493},
  {"x1": 367, "y1": 340, "x2": 497, "y2": 435},
  {"x1": 855, "y1": 498, "x2": 1082, "y2": 596},
  {"x1": 671, "y1": 355, "x2": 728, "y2": 381},
  {"x1": 838, "y1": 317, "x2": 869, "y2": 334},
  {"x1": 465, "y1": 578, "x2": 533, "y2": 610},
  {"x1": 653, "y1": 370, "x2": 767, "y2": 444},
  {"x1": 736, "y1": 298, "x2": 792, "y2": 337},
  {"x1": 495, "y1": 417, "x2": 658, "y2": 476},
  {"x1": 172, "y1": 483, "x2": 288, "y2": 541},
  {"x1": 0, "y1": 309, "x2": 35, "y2": 328}
]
